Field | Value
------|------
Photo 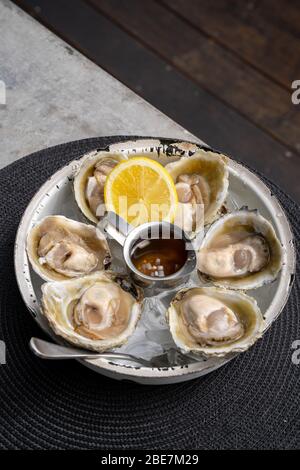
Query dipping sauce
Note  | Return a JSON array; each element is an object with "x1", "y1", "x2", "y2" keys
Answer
[{"x1": 131, "y1": 238, "x2": 187, "y2": 277}]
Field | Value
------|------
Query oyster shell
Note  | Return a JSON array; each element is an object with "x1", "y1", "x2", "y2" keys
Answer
[
  {"x1": 197, "y1": 209, "x2": 283, "y2": 289},
  {"x1": 27, "y1": 215, "x2": 111, "y2": 282},
  {"x1": 165, "y1": 150, "x2": 228, "y2": 236},
  {"x1": 42, "y1": 271, "x2": 142, "y2": 352},
  {"x1": 74, "y1": 151, "x2": 127, "y2": 223},
  {"x1": 167, "y1": 286, "x2": 264, "y2": 357}
]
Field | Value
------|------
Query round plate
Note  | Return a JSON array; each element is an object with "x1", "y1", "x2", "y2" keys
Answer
[{"x1": 14, "y1": 138, "x2": 295, "y2": 384}]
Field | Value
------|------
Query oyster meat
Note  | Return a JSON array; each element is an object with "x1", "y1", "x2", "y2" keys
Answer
[
  {"x1": 197, "y1": 209, "x2": 283, "y2": 289},
  {"x1": 27, "y1": 215, "x2": 111, "y2": 281},
  {"x1": 165, "y1": 150, "x2": 228, "y2": 236},
  {"x1": 167, "y1": 286, "x2": 264, "y2": 356},
  {"x1": 42, "y1": 271, "x2": 142, "y2": 352},
  {"x1": 74, "y1": 151, "x2": 127, "y2": 223}
]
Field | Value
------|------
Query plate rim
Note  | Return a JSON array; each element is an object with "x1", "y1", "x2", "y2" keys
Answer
[{"x1": 14, "y1": 136, "x2": 296, "y2": 384}]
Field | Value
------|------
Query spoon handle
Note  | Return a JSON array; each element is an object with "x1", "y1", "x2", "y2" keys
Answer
[{"x1": 30, "y1": 337, "x2": 150, "y2": 366}]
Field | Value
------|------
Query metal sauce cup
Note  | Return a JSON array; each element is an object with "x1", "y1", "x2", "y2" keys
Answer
[{"x1": 101, "y1": 212, "x2": 197, "y2": 288}]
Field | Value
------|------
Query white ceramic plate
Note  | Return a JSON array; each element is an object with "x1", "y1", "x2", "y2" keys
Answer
[{"x1": 15, "y1": 138, "x2": 295, "y2": 384}]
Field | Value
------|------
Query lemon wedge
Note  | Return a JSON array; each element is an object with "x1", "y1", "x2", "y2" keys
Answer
[{"x1": 104, "y1": 157, "x2": 178, "y2": 226}]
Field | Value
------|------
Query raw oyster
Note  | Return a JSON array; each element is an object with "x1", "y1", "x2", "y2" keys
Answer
[
  {"x1": 167, "y1": 286, "x2": 264, "y2": 357},
  {"x1": 74, "y1": 151, "x2": 127, "y2": 223},
  {"x1": 27, "y1": 215, "x2": 111, "y2": 281},
  {"x1": 197, "y1": 209, "x2": 283, "y2": 289},
  {"x1": 42, "y1": 271, "x2": 142, "y2": 352},
  {"x1": 165, "y1": 150, "x2": 228, "y2": 236}
]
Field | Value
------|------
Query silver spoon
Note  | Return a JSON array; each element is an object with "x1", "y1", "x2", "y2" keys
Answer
[
  {"x1": 30, "y1": 337, "x2": 152, "y2": 367},
  {"x1": 30, "y1": 337, "x2": 193, "y2": 368}
]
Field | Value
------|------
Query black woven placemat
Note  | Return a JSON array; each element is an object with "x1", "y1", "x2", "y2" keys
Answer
[{"x1": 0, "y1": 136, "x2": 299, "y2": 450}]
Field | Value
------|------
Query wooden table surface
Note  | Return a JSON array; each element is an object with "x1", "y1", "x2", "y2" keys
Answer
[
  {"x1": 0, "y1": 0, "x2": 196, "y2": 169},
  {"x1": 5, "y1": 0, "x2": 300, "y2": 203}
]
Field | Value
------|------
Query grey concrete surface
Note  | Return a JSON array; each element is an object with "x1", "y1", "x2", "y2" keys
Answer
[{"x1": 0, "y1": 0, "x2": 199, "y2": 170}]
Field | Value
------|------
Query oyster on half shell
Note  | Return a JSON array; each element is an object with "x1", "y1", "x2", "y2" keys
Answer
[
  {"x1": 197, "y1": 209, "x2": 283, "y2": 290},
  {"x1": 27, "y1": 215, "x2": 111, "y2": 282},
  {"x1": 167, "y1": 287, "x2": 264, "y2": 357},
  {"x1": 165, "y1": 150, "x2": 229, "y2": 237},
  {"x1": 74, "y1": 150, "x2": 127, "y2": 223},
  {"x1": 42, "y1": 271, "x2": 142, "y2": 352}
]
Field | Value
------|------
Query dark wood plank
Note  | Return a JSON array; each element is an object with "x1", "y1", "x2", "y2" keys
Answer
[
  {"x1": 160, "y1": 0, "x2": 300, "y2": 90},
  {"x1": 88, "y1": 0, "x2": 300, "y2": 155},
  {"x1": 13, "y1": 0, "x2": 300, "y2": 203}
]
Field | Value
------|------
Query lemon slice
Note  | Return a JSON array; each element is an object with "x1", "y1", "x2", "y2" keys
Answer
[{"x1": 104, "y1": 156, "x2": 178, "y2": 226}]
